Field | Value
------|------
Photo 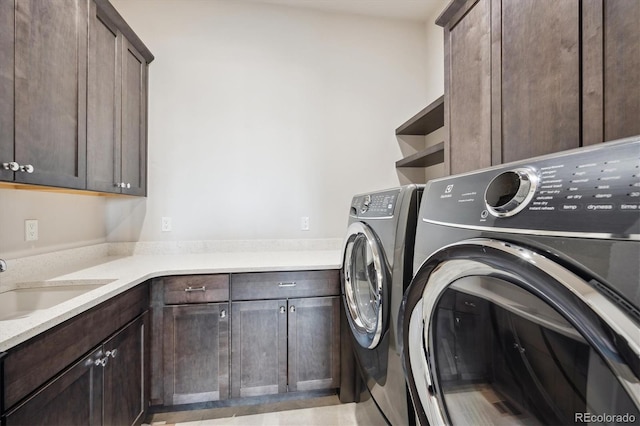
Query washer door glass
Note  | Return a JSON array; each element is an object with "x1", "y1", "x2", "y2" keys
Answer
[
  {"x1": 343, "y1": 222, "x2": 388, "y2": 349},
  {"x1": 403, "y1": 239, "x2": 640, "y2": 426}
]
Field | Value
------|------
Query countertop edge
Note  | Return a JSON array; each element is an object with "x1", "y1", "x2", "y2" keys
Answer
[{"x1": 0, "y1": 251, "x2": 342, "y2": 352}]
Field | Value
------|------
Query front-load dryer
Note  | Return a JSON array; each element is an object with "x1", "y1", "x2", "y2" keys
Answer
[
  {"x1": 400, "y1": 136, "x2": 640, "y2": 425},
  {"x1": 342, "y1": 185, "x2": 422, "y2": 425}
]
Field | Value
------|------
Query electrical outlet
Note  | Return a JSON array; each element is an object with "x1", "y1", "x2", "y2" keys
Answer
[
  {"x1": 300, "y1": 216, "x2": 310, "y2": 231},
  {"x1": 161, "y1": 217, "x2": 172, "y2": 232},
  {"x1": 25, "y1": 219, "x2": 38, "y2": 241}
]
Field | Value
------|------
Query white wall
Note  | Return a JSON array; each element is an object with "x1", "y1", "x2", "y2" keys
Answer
[
  {"x1": 397, "y1": 0, "x2": 447, "y2": 185},
  {"x1": 107, "y1": 0, "x2": 438, "y2": 242},
  {"x1": 0, "y1": 188, "x2": 107, "y2": 258},
  {"x1": 424, "y1": 3, "x2": 447, "y2": 182},
  {"x1": 0, "y1": 0, "x2": 447, "y2": 259}
]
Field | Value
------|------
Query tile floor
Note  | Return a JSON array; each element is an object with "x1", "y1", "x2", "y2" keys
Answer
[{"x1": 146, "y1": 395, "x2": 357, "y2": 426}]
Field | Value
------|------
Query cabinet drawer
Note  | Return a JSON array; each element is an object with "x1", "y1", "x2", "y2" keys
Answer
[
  {"x1": 231, "y1": 270, "x2": 339, "y2": 300},
  {"x1": 163, "y1": 275, "x2": 229, "y2": 304}
]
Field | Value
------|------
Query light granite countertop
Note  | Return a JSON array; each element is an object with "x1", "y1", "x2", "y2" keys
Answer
[{"x1": 0, "y1": 240, "x2": 343, "y2": 352}]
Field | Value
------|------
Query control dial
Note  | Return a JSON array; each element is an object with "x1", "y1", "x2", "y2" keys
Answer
[{"x1": 484, "y1": 168, "x2": 539, "y2": 217}]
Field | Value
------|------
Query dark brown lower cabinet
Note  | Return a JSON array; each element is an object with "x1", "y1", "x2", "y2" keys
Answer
[
  {"x1": 288, "y1": 297, "x2": 340, "y2": 392},
  {"x1": 163, "y1": 303, "x2": 230, "y2": 405},
  {"x1": 4, "y1": 314, "x2": 146, "y2": 426},
  {"x1": 230, "y1": 296, "x2": 340, "y2": 398},
  {"x1": 4, "y1": 348, "x2": 103, "y2": 426},
  {"x1": 231, "y1": 299, "x2": 288, "y2": 398},
  {"x1": 104, "y1": 315, "x2": 146, "y2": 426},
  {"x1": 150, "y1": 271, "x2": 340, "y2": 408}
]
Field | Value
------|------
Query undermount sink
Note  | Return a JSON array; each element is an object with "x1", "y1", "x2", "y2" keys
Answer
[{"x1": 0, "y1": 279, "x2": 116, "y2": 321}]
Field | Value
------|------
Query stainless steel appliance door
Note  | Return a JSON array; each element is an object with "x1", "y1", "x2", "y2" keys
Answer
[
  {"x1": 342, "y1": 222, "x2": 389, "y2": 349},
  {"x1": 402, "y1": 238, "x2": 640, "y2": 426}
]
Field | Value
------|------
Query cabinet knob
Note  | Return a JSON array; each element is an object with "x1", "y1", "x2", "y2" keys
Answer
[
  {"x1": 94, "y1": 357, "x2": 108, "y2": 367},
  {"x1": 220, "y1": 309, "x2": 227, "y2": 319},
  {"x1": 279, "y1": 306, "x2": 286, "y2": 313},
  {"x1": 289, "y1": 305, "x2": 296, "y2": 313},
  {"x1": 126, "y1": 183, "x2": 131, "y2": 189},
  {"x1": 105, "y1": 349, "x2": 118, "y2": 359},
  {"x1": 2, "y1": 162, "x2": 19, "y2": 171},
  {"x1": 20, "y1": 164, "x2": 34, "y2": 173}
]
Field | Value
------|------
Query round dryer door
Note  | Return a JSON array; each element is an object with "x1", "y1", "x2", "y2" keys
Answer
[
  {"x1": 401, "y1": 238, "x2": 640, "y2": 426},
  {"x1": 342, "y1": 222, "x2": 390, "y2": 349}
]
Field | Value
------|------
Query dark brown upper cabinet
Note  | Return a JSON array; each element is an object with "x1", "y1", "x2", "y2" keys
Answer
[
  {"x1": 0, "y1": 0, "x2": 152, "y2": 195},
  {"x1": 0, "y1": 0, "x2": 14, "y2": 183},
  {"x1": 1, "y1": 0, "x2": 88, "y2": 189},
  {"x1": 582, "y1": 0, "x2": 640, "y2": 146},
  {"x1": 438, "y1": 0, "x2": 639, "y2": 175},
  {"x1": 87, "y1": 0, "x2": 152, "y2": 196}
]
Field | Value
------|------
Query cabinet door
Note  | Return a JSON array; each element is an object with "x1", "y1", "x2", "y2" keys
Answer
[
  {"x1": 583, "y1": 0, "x2": 640, "y2": 145},
  {"x1": 103, "y1": 315, "x2": 146, "y2": 426},
  {"x1": 4, "y1": 348, "x2": 103, "y2": 426},
  {"x1": 0, "y1": 0, "x2": 14, "y2": 182},
  {"x1": 13, "y1": 0, "x2": 87, "y2": 189},
  {"x1": 87, "y1": 1, "x2": 121, "y2": 193},
  {"x1": 446, "y1": 0, "x2": 492, "y2": 175},
  {"x1": 444, "y1": 0, "x2": 580, "y2": 173},
  {"x1": 287, "y1": 296, "x2": 340, "y2": 392},
  {"x1": 231, "y1": 299, "x2": 287, "y2": 397},
  {"x1": 163, "y1": 303, "x2": 230, "y2": 405},
  {"x1": 121, "y1": 39, "x2": 147, "y2": 196},
  {"x1": 601, "y1": 1, "x2": 640, "y2": 142},
  {"x1": 500, "y1": 0, "x2": 580, "y2": 163}
]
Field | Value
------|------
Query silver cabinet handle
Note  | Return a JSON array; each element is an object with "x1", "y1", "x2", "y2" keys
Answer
[
  {"x1": 290, "y1": 305, "x2": 296, "y2": 313},
  {"x1": 184, "y1": 286, "x2": 206, "y2": 292},
  {"x1": 126, "y1": 183, "x2": 131, "y2": 188},
  {"x1": 278, "y1": 282, "x2": 296, "y2": 288},
  {"x1": 20, "y1": 164, "x2": 34, "y2": 173},
  {"x1": 0, "y1": 259, "x2": 6, "y2": 273},
  {"x1": 2, "y1": 162, "x2": 19, "y2": 171},
  {"x1": 220, "y1": 309, "x2": 227, "y2": 319},
  {"x1": 105, "y1": 349, "x2": 118, "y2": 359},
  {"x1": 279, "y1": 306, "x2": 286, "y2": 313},
  {"x1": 94, "y1": 357, "x2": 108, "y2": 367}
]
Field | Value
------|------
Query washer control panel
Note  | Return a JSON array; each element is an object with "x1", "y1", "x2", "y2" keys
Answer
[
  {"x1": 421, "y1": 137, "x2": 640, "y2": 238},
  {"x1": 351, "y1": 189, "x2": 399, "y2": 218}
]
